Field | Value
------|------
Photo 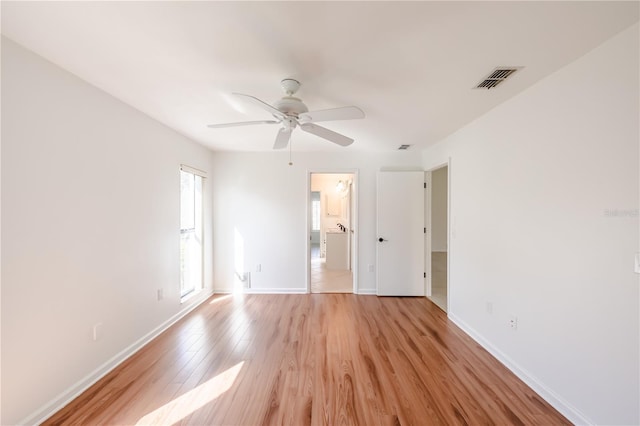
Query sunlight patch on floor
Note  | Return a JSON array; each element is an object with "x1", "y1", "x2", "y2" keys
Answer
[
  {"x1": 136, "y1": 361, "x2": 244, "y2": 425},
  {"x1": 209, "y1": 294, "x2": 233, "y2": 305}
]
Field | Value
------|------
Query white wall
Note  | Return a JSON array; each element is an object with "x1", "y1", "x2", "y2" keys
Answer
[
  {"x1": 1, "y1": 38, "x2": 215, "y2": 424},
  {"x1": 423, "y1": 24, "x2": 639, "y2": 425},
  {"x1": 431, "y1": 166, "x2": 448, "y2": 252},
  {"x1": 211, "y1": 152, "x2": 422, "y2": 294}
]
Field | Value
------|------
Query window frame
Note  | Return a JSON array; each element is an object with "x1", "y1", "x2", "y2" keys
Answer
[{"x1": 179, "y1": 165, "x2": 206, "y2": 301}]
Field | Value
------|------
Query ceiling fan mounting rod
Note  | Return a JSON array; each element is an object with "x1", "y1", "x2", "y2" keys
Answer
[{"x1": 281, "y1": 78, "x2": 301, "y2": 96}]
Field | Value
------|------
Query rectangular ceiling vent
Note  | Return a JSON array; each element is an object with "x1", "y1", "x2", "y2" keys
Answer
[
  {"x1": 398, "y1": 144, "x2": 411, "y2": 150},
  {"x1": 475, "y1": 67, "x2": 521, "y2": 89}
]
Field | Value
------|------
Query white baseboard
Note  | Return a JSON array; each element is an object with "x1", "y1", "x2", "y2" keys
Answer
[
  {"x1": 21, "y1": 290, "x2": 214, "y2": 426},
  {"x1": 243, "y1": 288, "x2": 308, "y2": 294},
  {"x1": 448, "y1": 313, "x2": 593, "y2": 426},
  {"x1": 219, "y1": 287, "x2": 375, "y2": 296},
  {"x1": 25, "y1": 291, "x2": 586, "y2": 425}
]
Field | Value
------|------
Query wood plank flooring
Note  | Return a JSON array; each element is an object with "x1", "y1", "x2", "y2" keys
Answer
[{"x1": 43, "y1": 294, "x2": 569, "y2": 425}]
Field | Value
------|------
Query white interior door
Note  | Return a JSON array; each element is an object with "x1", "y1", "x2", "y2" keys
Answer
[{"x1": 376, "y1": 170, "x2": 425, "y2": 296}]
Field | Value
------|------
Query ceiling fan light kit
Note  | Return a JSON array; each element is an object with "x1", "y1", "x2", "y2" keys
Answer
[{"x1": 208, "y1": 78, "x2": 365, "y2": 151}]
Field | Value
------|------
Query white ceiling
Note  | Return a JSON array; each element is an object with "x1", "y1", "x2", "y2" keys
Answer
[{"x1": 2, "y1": 1, "x2": 638, "y2": 152}]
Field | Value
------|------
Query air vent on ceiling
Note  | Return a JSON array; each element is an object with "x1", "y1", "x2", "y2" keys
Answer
[
  {"x1": 475, "y1": 67, "x2": 521, "y2": 89},
  {"x1": 398, "y1": 144, "x2": 411, "y2": 150}
]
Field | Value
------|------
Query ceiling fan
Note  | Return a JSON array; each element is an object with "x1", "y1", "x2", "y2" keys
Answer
[{"x1": 208, "y1": 79, "x2": 365, "y2": 149}]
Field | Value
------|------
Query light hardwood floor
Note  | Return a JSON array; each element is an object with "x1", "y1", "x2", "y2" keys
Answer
[{"x1": 44, "y1": 294, "x2": 569, "y2": 425}]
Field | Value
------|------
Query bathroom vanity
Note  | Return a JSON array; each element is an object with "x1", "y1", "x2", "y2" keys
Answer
[{"x1": 326, "y1": 230, "x2": 348, "y2": 270}]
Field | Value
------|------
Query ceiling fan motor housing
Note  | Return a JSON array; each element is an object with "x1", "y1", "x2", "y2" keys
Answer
[{"x1": 273, "y1": 96, "x2": 308, "y2": 117}]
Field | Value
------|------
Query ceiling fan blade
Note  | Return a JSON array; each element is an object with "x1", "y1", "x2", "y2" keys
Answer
[
  {"x1": 300, "y1": 123, "x2": 354, "y2": 147},
  {"x1": 233, "y1": 93, "x2": 286, "y2": 119},
  {"x1": 299, "y1": 106, "x2": 365, "y2": 123},
  {"x1": 207, "y1": 120, "x2": 279, "y2": 129},
  {"x1": 273, "y1": 128, "x2": 292, "y2": 150}
]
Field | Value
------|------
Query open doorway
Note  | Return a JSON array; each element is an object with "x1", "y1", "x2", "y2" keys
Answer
[
  {"x1": 428, "y1": 165, "x2": 448, "y2": 311},
  {"x1": 309, "y1": 172, "x2": 356, "y2": 293}
]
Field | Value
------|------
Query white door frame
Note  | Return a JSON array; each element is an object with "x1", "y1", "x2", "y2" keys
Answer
[
  {"x1": 425, "y1": 170, "x2": 433, "y2": 297},
  {"x1": 306, "y1": 169, "x2": 359, "y2": 294},
  {"x1": 425, "y1": 159, "x2": 451, "y2": 311}
]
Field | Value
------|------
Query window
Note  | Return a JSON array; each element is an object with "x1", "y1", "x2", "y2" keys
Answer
[{"x1": 180, "y1": 168, "x2": 203, "y2": 299}]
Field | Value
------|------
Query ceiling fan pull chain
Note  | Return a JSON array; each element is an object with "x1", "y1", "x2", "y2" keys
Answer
[{"x1": 289, "y1": 135, "x2": 293, "y2": 166}]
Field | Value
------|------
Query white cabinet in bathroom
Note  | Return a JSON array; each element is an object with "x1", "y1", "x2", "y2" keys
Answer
[
  {"x1": 326, "y1": 231, "x2": 348, "y2": 270},
  {"x1": 325, "y1": 194, "x2": 342, "y2": 216}
]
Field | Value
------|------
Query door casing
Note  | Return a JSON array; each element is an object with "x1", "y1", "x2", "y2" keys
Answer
[
  {"x1": 306, "y1": 169, "x2": 359, "y2": 294},
  {"x1": 425, "y1": 160, "x2": 451, "y2": 311}
]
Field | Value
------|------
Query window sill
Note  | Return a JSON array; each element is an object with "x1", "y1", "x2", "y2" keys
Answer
[{"x1": 180, "y1": 288, "x2": 202, "y2": 304}]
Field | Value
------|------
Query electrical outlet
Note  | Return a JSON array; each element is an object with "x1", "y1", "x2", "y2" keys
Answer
[
  {"x1": 508, "y1": 315, "x2": 518, "y2": 330},
  {"x1": 368, "y1": 264, "x2": 375, "y2": 272},
  {"x1": 486, "y1": 301, "x2": 493, "y2": 315},
  {"x1": 92, "y1": 323, "x2": 103, "y2": 341},
  {"x1": 256, "y1": 264, "x2": 262, "y2": 272},
  {"x1": 157, "y1": 288, "x2": 164, "y2": 301}
]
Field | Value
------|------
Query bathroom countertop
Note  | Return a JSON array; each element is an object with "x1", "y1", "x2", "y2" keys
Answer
[{"x1": 327, "y1": 228, "x2": 347, "y2": 234}]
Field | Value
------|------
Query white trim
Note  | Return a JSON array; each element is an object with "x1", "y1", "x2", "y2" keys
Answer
[
  {"x1": 212, "y1": 288, "x2": 234, "y2": 294},
  {"x1": 356, "y1": 289, "x2": 377, "y2": 295},
  {"x1": 425, "y1": 170, "x2": 432, "y2": 298},
  {"x1": 446, "y1": 158, "x2": 451, "y2": 314},
  {"x1": 21, "y1": 289, "x2": 214, "y2": 426},
  {"x1": 449, "y1": 313, "x2": 593, "y2": 426},
  {"x1": 180, "y1": 290, "x2": 201, "y2": 304},
  {"x1": 425, "y1": 159, "x2": 451, "y2": 312},
  {"x1": 243, "y1": 288, "x2": 307, "y2": 294},
  {"x1": 180, "y1": 170, "x2": 205, "y2": 300},
  {"x1": 180, "y1": 164, "x2": 207, "y2": 177},
  {"x1": 379, "y1": 166, "x2": 424, "y2": 172}
]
